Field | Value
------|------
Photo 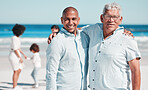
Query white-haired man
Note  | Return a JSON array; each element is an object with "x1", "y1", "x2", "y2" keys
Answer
[{"x1": 83, "y1": 2, "x2": 141, "y2": 90}]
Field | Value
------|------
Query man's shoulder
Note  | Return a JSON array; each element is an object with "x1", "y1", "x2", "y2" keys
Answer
[
  {"x1": 82, "y1": 23, "x2": 102, "y2": 36},
  {"x1": 47, "y1": 32, "x2": 65, "y2": 54},
  {"x1": 49, "y1": 32, "x2": 67, "y2": 47},
  {"x1": 121, "y1": 34, "x2": 137, "y2": 45},
  {"x1": 83, "y1": 23, "x2": 102, "y2": 30}
]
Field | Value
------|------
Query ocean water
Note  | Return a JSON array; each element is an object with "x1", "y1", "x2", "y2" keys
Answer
[
  {"x1": 0, "y1": 24, "x2": 148, "y2": 56},
  {"x1": 0, "y1": 24, "x2": 148, "y2": 38}
]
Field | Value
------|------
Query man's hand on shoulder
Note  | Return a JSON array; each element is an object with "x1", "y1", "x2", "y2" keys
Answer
[
  {"x1": 123, "y1": 29, "x2": 134, "y2": 38},
  {"x1": 48, "y1": 33, "x2": 54, "y2": 44}
]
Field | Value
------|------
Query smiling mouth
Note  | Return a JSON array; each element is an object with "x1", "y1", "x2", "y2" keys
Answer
[
  {"x1": 107, "y1": 23, "x2": 115, "y2": 25},
  {"x1": 67, "y1": 25, "x2": 75, "y2": 29}
]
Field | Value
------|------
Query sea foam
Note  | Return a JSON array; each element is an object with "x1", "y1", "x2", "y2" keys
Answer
[{"x1": 0, "y1": 36, "x2": 148, "y2": 48}]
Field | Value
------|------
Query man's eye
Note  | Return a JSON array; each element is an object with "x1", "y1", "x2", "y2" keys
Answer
[
  {"x1": 72, "y1": 18, "x2": 77, "y2": 20},
  {"x1": 112, "y1": 16, "x2": 117, "y2": 18},
  {"x1": 65, "y1": 18, "x2": 69, "y2": 21}
]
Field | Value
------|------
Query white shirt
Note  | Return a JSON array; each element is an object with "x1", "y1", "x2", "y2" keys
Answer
[
  {"x1": 28, "y1": 53, "x2": 41, "y2": 68},
  {"x1": 46, "y1": 28, "x2": 89, "y2": 90},
  {"x1": 11, "y1": 36, "x2": 20, "y2": 50},
  {"x1": 83, "y1": 23, "x2": 141, "y2": 90}
]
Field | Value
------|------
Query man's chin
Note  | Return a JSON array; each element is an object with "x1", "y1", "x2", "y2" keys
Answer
[
  {"x1": 107, "y1": 26, "x2": 116, "y2": 30},
  {"x1": 106, "y1": 27, "x2": 116, "y2": 31},
  {"x1": 67, "y1": 29, "x2": 75, "y2": 33}
]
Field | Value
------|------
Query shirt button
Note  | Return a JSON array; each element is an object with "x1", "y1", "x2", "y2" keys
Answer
[
  {"x1": 98, "y1": 51, "x2": 101, "y2": 53},
  {"x1": 93, "y1": 70, "x2": 95, "y2": 72},
  {"x1": 95, "y1": 60, "x2": 97, "y2": 62},
  {"x1": 93, "y1": 88, "x2": 95, "y2": 90},
  {"x1": 102, "y1": 42, "x2": 104, "y2": 44},
  {"x1": 92, "y1": 79, "x2": 94, "y2": 81}
]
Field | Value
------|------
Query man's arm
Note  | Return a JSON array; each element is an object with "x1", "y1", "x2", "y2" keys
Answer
[
  {"x1": 128, "y1": 58, "x2": 141, "y2": 90},
  {"x1": 46, "y1": 40, "x2": 61, "y2": 90},
  {"x1": 47, "y1": 32, "x2": 58, "y2": 44}
]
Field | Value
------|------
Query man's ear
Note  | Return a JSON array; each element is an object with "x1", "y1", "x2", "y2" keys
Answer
[
  {"x1": 100, "y1": 14, "x2": 103, "y2": 23},
  {"x1": 119, "y1": 16, "x2": 123, "y2": 25},
  {"x1": 61, "y1": 17, "x2": 63, "y2": 24},
  {"x1": 78, "y1": 17, "x2": 80, "y2": 25}
]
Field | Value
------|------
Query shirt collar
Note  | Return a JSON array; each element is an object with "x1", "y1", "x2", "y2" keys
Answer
[
  {"x1": 113, "y1": 26, "x2": 124, "y2": 34},
  {"x1": 99, "y1": 24, "x2": 124, "y2": 32},
  {"x1": 99, "y1": 24, "x2": 124, "y2": 40},
  {"x1": 34, "y1": 52, "x2": 39, "y2": 55}
]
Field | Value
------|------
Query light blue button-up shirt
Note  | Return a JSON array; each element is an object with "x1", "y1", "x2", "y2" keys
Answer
[
  {"x1": 83, "y1": 23, "x2": 141, "y2": 90},
  {"x1": 46, "y1": 28, "x2": 89, "y2": 90}
]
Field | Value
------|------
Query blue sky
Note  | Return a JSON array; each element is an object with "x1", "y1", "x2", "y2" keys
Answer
[{"x1": 0, "y1": 0, "x2": 148, "y2": 24}]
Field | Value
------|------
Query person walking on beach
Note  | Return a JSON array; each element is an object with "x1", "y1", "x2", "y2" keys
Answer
[
  {"x1": 46, "y1": 7, "x2": 89, "y2": 90},
  {"x1": 26, "y1": 43, "x2": 41, "y2": 88},
  {"x1": 82, "y1": 2, "x2": 141, "y2": 90},
  {"x1": 9, "y1": 24, "x2": 27, "y2": 90},
  {"x1": 47, "y1": 25, "x2": 60, "y2": 44}
]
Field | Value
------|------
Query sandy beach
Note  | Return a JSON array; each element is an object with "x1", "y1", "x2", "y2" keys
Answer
[
  {"x1": 0, "y1": 55, "x2": 46, "y2": 90},
  {"x1": 0, "y1": 42, "x2": 47, "y2": 90},
  {"x1": 0, "y1": 56, "x2": 148, "y2": 90},
  {"x1": 0, "y1": 38, "x2": 148, "y2": 90}
]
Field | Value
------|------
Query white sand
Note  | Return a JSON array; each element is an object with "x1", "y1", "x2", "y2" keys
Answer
[
  {"x1": 0, "y1": 56, "x2": 46, "y2": 90},
  {"x1": 0, "y1": 56, "x2": 148, "y2": 90}
]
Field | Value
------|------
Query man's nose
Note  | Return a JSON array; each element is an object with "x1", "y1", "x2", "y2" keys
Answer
[
  {"x1": 69, "y1": 19, "x2": 73, "y2": 25},
  {"x1": 109, "y1": 17, "x2": 114, "y2": 22}
]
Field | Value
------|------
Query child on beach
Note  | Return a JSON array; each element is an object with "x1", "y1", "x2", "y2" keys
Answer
[{"x1": 27, "y1": 43, "x2": 41, "y2": 88}]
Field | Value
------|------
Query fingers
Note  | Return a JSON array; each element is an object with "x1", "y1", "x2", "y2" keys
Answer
[
  {"x1": 77, "y1": 27, "x2": 82, "y2": 30},
  {"x1": 20, "y1": 58, "x2": 23, "y2": 63},
  {"x1": 48, "y1": 33, "x2": 57, "y2": 44},
  {"x1": 47, "y1": 33, "x2": 53, "y2": 44},
  {"x1": 53, "y1": 32, "x2": 57, "y2": 37},
  {"x1": 47, "y1": 39, "x2": 51, "y2": 44},
  {"x1": 124, "y1": 29, "x2": 127, "y2": 32},
  {"x1": 123, "y1": 29, "x2": 134, "y2": 38},
  {"x1": 24, "y1": 55, "x2": 27, "y2": 59},
  {"x1": 49, "y1": 33, "x2": 54, "y2": 41},
  {"x1": 130, "y1": 33, "x2": 134, "y2": 38}
]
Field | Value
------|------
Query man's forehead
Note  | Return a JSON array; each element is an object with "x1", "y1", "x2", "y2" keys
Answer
[
  {"x1": 63, "y1": 11, "x2": 79, "y2": 18},
  {"x1": 62, "y1": 7, "x2": 79, "y2": 17},
  {"x1": 65, "y1": 10, "x2": 78, "y2": 15},
  {"x1": 105, "y1": 9, "x2": 120, "y2": 15}
]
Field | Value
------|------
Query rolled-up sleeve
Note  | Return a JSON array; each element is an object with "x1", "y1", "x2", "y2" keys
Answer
[
  {"x1": 125, "y1": 37, "x2": 141, "y2": 62},
  {"x1": 46, "y1": 40, "x2": 62, "y2": 90}
]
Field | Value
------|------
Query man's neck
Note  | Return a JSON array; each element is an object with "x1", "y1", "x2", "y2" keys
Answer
[
  {"x1": 73, "y1": 29, "x2": 77, "y2": 36},
  {"x1": 63, "y1": 27, "x2": 77, "y2": 36},
  {"x1": 103, "y1": 28, "x2": 115, "y2": 40},
  {"x1": 74, "y1": 30, "x2": 77, "y2": 36}
]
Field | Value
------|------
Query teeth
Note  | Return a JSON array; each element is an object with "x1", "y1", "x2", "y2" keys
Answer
[
  {"x1": 108, "y1": 24, "x2": 114, "y2": 25},
  {"x1": 68, "y1": 26, "x2": 74, "y2": 28}
]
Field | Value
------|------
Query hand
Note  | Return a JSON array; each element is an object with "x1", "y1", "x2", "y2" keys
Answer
[
  {"x1": 24, "y1": 55, "x2": 27, "y2": 59},
  {"x1": 123, "y1": 29, "x2": 134, "y2": 38},
  {"x1": 19, "y1": 57, "x2": 23, "y2": 63},
  {"x1": 77, "y1": 27, "x2": 82, "y2": 30},
  {"x1": 47, "y1": 39, "x2": 51, "y2": 44},
  {"x1": 48, "y1": 33, "x2": 55, "y2": 44}
]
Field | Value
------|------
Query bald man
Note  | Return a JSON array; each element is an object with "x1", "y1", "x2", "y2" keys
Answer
[{"x1": 46, "y1": 7, "x2": 89, "y2": 90}]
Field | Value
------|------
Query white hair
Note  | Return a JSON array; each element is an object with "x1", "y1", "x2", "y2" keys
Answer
[{"x1": 103, "y1": 2, "x2": 122, "y2": 15}]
